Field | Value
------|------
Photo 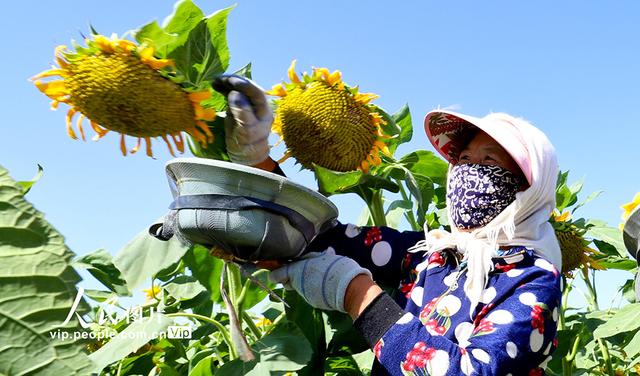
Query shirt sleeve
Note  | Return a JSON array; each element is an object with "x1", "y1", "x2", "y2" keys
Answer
[
  {"x1": 360, "y1": 276, "x2": 561, "y2": 375},
  {"x1": 305, "y1": 222, "x2": 424, "y2": 288}
]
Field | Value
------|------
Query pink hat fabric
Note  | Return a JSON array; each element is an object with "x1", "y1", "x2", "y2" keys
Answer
[{"x1": 424, "y1": 110, "x2": 533, "y2": 185}]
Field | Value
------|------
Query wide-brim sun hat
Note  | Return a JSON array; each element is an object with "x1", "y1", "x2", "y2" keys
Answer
[
  {"x1": 424, "y1": 110, "x2": 533, "y2": 184},
  {"x1": 150, "y1": 158, "x2": 339, "y2": 261}
]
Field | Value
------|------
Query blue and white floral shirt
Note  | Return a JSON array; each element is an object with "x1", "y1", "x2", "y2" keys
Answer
[{"x1": 307, "y1": 222, "x2": 562, "y2": 376}]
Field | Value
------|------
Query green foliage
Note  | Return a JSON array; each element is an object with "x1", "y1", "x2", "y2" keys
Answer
[
  {"x1": 74, "y1": 248, "x2": 130, "y2": 296},
  {"x1": 113, "y1": 228, "x2": 190, "y2": 291},
  {"x1": 88, "y1": 315, "x2": 174, "y2": 373},
  {"x1": 0, "y1": 165, "x2": 93, "y2": 375},
  {"x1": 16, "y1": 163, "x2": 43, "y2": 194}
]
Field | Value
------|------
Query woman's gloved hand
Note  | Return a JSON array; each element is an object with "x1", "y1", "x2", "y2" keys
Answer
[
  {"x1": 212, "y1": 75, "x2": 273, "y2": 166},
  {"x1": 268, "y1": 249, "x2": 372, "y2": 312}
]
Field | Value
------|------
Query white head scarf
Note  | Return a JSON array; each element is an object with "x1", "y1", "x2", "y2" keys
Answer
[{"x1": 410, "y1": 112, "x2": 561, "y2": 316}]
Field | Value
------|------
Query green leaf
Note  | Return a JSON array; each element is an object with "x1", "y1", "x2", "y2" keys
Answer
[
  {"x1": 387, "y1": 104, "x2": 413, "y2": 154},
  {"x1": 113, "y1": 227, "x2": 190, "y2": 291},
  {"x1": 189, "y1": 354, "x2": 216, "y2": 376},
  {"x1": 586, "y1": 226, "x2": 627, "y2": 258},
  {"x1": 239, "y1": 270, "x2": 276, "y2": 311},
  {"x1": 134, "y1": 0, "x2": 205, "y2": 58},
  {"x1": 284, "y1": 290, "x2": 326, "y2": 373},
  {"x1": 313, "y1": 164, "x2": 398, "y2": 198},
  {"x1": 183, "y1": 244, "x2": 224, "y2": 303},
  {"x1": 16, "y1": 164, "x2": 43, "y2": 195},
  {"x1": 624, "y1": 330, "x2": 640, "y2": 358},
  {"x1": 398, "y1": 150, "x2": 448, "y2": 186},
  {"x1": 593, "y1": 303, "x2": 640, "y2": 338},
  {"x1": 88, "y1": 315, "x2": 174, "y2": 373},
  {"x1": 621, "y1": 277, "x2": 637, "y2": 303},
  {"x1": 163, "y1": 275, "x2": 206, "y2": 301},
  {"x1": 314, "y1": 166, "x2": 363, "y2": 196},
  {"x1": 74, "y1": 248, "x2": 130, "y2": 296},
  {"x1": 385, "y1": 200, "x2": 413, "y2": 228},
  {"x1": 324, "y1": 310, "x2": 368, "y2": 356},
  {"x1": 352, "y1": 350, "x2": 375, "y2": 373},
  {"x1": 217, "y1": 322, "x2": 312, "y2": 375},
  {"x1": 0, "y1": 165, "x2": 93, "y2": 375},
  {"x1": 593, "y1": 254, "x2": 637, "y2": 271},
  {"x1": 170, "y1": 6, "x2": 235, "y2": 87},
  {"x1": 572, "y1": 190, "x2": 603, "y2": 214}
]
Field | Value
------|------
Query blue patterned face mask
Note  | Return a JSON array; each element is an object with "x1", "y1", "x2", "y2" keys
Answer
[{"x1": 447, "y1": 163, "x2": 522, "y2": 230}]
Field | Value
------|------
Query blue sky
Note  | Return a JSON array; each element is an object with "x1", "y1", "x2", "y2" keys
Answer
[{"x1": 2, "y1": 1, "x2": 639, "y2": 306}]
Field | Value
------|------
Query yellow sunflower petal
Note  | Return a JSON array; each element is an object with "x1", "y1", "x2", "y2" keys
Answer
[
  {"x1": 130, "y1": 138, "x2": 142, "y2": 154},
  {"x1": 621, "y1": 192, "x2": 640, "y2": 220},
  {"x1": 54, "y1": 45, "x2": 69, "y2": 68},
  {"x1": 34, "y1": 80, "x2": 67, "y2": 99},
  {"x1": 120, "y1": 134, "x2": 127, "y2": 156},
  {"x1": 162, "y1": 135, "x2": 176, "y2": 157},
  {"x1": 117, "y1": 39, "x2": 136, "y2": 52},
  {"x1": 195, "y1": 120, "x2": 214, "y2": 143},
  {"x1": 31, "y1": 69, "x2": 67, "y2": 81},
  {"x1": 145, "y1": 137, "x2": 153, "y2": 157},
  {"x1": 266, "y1": 83, "x2": 287, "y2": 97},
  {"x1": 94, "y1": 35, "x2": 115, "y2": 53},
  {"x1": 327, "y1": 70, "x2": 342, "y2": 87},
  {"x1": 90, "y1": 120, "x2": 109, "y2": 141},
  {"x1": 76, "y1": 113, "x2": 87, "y2": 141},
  {"x1": 355, "y1": 92, "x2": 379, "y2": 105},
  {"x1": 50, "y1": 100, "x2": 60, "y2": 110},
  {"x1": 314, "y1": 67, "x2": 330, "y2": 81},
  {"x1": 288, "y1": 59, "x2": 301, "y2": 84},
  {"x1": 194, "y1": 105, "x2": 216, "y2": 121},
  {"x1": 189, "y1": 127, "x2": 208, "y2": 146},
  {"x1": 554, "y1": 211, "x2": 572, "y2": 222},
  {"x1": 172, "y1": 133, "x2": 185, "y2": 153},
  {"x1": 188, "y1": 91, "x2": 212, "y2": 102},
  {"x1": 65, "y1": 108, "x2": 78, "y2": 140},
  {"x1": 360, "y1": 160, "x2": 370, "y2": 174}
]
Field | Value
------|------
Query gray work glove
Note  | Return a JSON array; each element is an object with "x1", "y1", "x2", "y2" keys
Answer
[
  {"x1": 213, "y1": 75, "x2": 273, "y2": 166},
  {"x1": 269, "y1": 248, "x2": 372, "y2": 312}
]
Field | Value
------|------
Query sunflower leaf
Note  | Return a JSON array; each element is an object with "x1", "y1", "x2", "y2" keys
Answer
[
  {"x1": 398, "y1": 150, "x2": 448, "y2": 186},
  {"x1": 0, "y1": 165, "x2": 93, "y2": 375},
  {"x1": 113, "y1": 227, "x2": 190, "y2": 291},
  {"x1": 170, "y1": 6, "x2": 234, "y2": 87},
  {"x1": 16, "y1": 163, "x2": 43, "y2": 195},
  {"x1": 134, "y1": 0, "x2": 205, "y2": 57},
  {"x1": 388, "y1": 104, "x2": 413, "y2": 154},
  {"x1": 74, "y1": 248, "x2": 130, "y2": 296},
  {"x1": 593, "y1": 303, "x2": 640, "y2": 338}
]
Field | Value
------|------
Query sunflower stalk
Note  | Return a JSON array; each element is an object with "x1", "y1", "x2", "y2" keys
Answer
[
  {"x1": 580, "y1": 268, "x2": 614, "y2": 376},
  {"x1": 367, "y1": 189, "x2": 387, "y2": 227},
  {"x1": 396, "y1": 179, "x2": 421, "y2": 231}
]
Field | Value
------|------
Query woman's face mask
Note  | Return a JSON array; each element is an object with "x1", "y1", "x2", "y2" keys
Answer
[{"x1": 447, "y1": 163, "x2": 523, "y2": 230}]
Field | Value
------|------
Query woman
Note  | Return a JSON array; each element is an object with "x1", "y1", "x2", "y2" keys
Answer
[{"x1": 217, "y1": 76, "x2": 562, "y2": 375}]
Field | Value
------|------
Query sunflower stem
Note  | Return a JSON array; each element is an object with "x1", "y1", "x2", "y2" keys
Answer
[
  {"x1": 367, "y1": 189, "x2": 387, "y2": 227},
  {"x1": 396, "y1": 179, "x2": 420, "y2": 231},
  {"x1": 580, "y1": 268, "x2": 614, "y2": 376}
]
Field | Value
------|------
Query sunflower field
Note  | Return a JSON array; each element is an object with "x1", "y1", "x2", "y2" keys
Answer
[{"x1": 2, "y1": 1, "x2": 640, "y2": 375}]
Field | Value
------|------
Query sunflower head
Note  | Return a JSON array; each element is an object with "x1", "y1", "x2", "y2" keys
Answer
[
  {"x1": 267, "y1": 60, "x2": 390, "y2": 173},
  {"x1": 621, "y1": 192, "x2": 640, "y2": 226},
  {"x1": 32, "y1": 34, "x2": 216, "y2": 157},
  {"x1": 551, "y1": 213, "x2": 604, "y2": 277}
]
